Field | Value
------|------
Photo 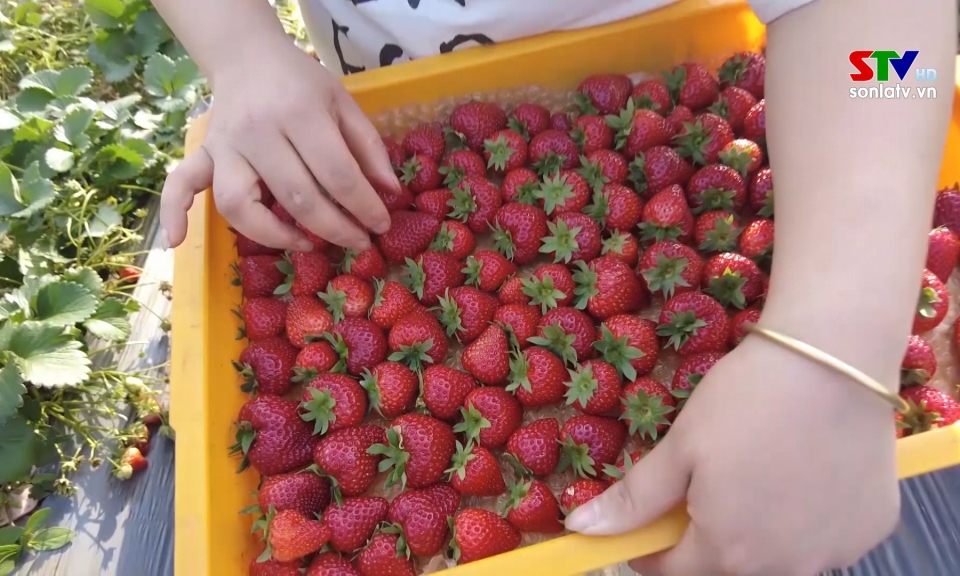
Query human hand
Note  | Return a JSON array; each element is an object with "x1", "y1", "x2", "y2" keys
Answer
[
  {"x1": 565, "y1": 334, "x2": 900, "y2": 576},
  {"x1": 160, "y1": 36, "x2": 398, "y2": 252}
]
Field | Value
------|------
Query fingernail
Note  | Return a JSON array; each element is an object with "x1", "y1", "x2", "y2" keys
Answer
[
  {"x1": 160, "y1": 229, "x2": 170, "y2": 250},
  {"x1": 296, "y1": 239, "x2": 314, "y2": 252},
  {"x1": 564, "y1": 501, "x2": 601, "y2": 533},
  {"x1": 373, "y1": 218, "x2": 391, "y2": 235},
  {"x1": 357, "y1": 237, "x2": 372, "y2": 251}
]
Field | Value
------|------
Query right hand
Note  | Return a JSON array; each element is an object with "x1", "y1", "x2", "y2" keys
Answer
[{"x1": 160, "y1": 37, "x2": 398, "y2": 252}]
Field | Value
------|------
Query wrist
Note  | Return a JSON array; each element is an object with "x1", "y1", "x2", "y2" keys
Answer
[{"x1": 203, "y1": 20, "x2": 296, "y2": 90}]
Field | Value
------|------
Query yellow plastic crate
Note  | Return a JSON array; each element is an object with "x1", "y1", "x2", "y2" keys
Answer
[{"x1": 171, "y1": 1, "x2": 960, "y2": 574}]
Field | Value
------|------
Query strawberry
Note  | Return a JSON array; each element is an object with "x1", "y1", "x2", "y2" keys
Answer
[
  {"x1": 719, "y1": 51, "x2": 765, "y2": 99},
  {"x1": 528, "y1": 129, "x2": 580, "y2": 176},
  {"x1": 119, "y1": 445, "x2": 147, "y2": 474},
  {"x1": 379, "y1": 182, "x2": 415, "y2": 212},
  {"x1": 237, "y1": 255, "x2": 285, "y2": 298},
  {"x1": 898, "y1": 385, "x2": 960, "y2": 436},
  {"x1": 509, "y1": 102, "x2": 551, "y2": 139},
  {"x1": 356, "y1": 533, "x2": 416, "y2": 576},
  {"x1": 566, "y1": 359, "x2": 623, "y2": 416},
  {"x1": 748, "y1": 167, "x2": 773, "y2": 217},
  {"x1": 577, "y1": 149, "x2": 629, "y2": 193},
  {"x1": 559, "y1": 415, "x2": 627, "y2": 478},
  {"x1": 586, "y1": 182, "x2": 642, "y2": 232},
  {"x1": 294, "y1": 341, "x2": 339, "y2": 380},
  {"x1": 268, "y1": 509, "x2": 332, "y2": 562},
  {"x1": 571, "y1": 114, "x2": 614, "y2": 154},
  {"x1": 457, "y1": 386, "x2": 523, "y2": 449},
  {"x1": 531, "y1": 306, "x2": 597, "y2": 365},
  {"x1": 628, "y1": 147, "x2": 693, "y2": 198},
  {"x1": 462, "y1": 249, "x2": 517, "y2": 292},
  {"x1": 742, "y1": 99, "x2": 766, "y2": 142},
  {"x1": 271, "y1": 202, "x2": 296, "y2": 225},
  {"x1": 535, "y1": 169, "x2": 592, "y2": 216},
  {"x1": 329, "y1": 317, "x2": 388, "y2": 376},
  {"x1": 447, "y1": 441, "x2": 506, "y2": 496},
  {"x1": 320, "y1": 275, "x2": 373, "y2": 323},
  {"x1": 506, "y1": 346, "x2": 567, "y2": 408},
  {"x1": 437, "y1": 286, "x2": 500, "y2": 343},
  {"x1": 306, "y1": 554, "x2": 359, "y2": 576},
  {"x1": 631, "y1": 79, "x2": 673, "y2": 115},
  {"x1": 576, "y1": 74, "x2": 632, "y2": 116},
  {"x1": 594, "y1": 315, "x2": 659, "y2": 380},
  {"x1": 927, "y1": 226, "x2": 960, "y2": 282},
  {"x1": 658, "y1": 292, "x2": 730, "y2": 355},
  {"x1": 387, "y1": 490, "x2": 452, "y2": 557},
  {"x1": 387, "y1": 312, "x2": 448, "y2": 370},
  {"x1": 702, "y1": 252, "x2": 765, "y2": 309},
  {"x1": 637, "y1": 184, "x2": 694, "y2": 243},
  {"x1": 338, "y1": 247, "x2": 386, "y2": 281},
  {"x1": 323, "y1": 496, "x2": 389, "y2": 554},
  {"x1": 541, "y1": 212, "x2": 602, "y2": 264},
  {"x1": 902, "y1": 335, "x2": 937, "y2": 387},
  {"x1": 728, "y1": 307, "x2": 762, "y2": 349},
  {"x1": 739, "y1": 218, "x2": 775, "y2": 263},
  {"x1": 450, "y1": 508, "x2": 522, "y2": 565},
  {"x1": 313, "y1": 425, "x2": 386, "y2": 499},
  {"x1": 620, "y1": 377, "x2": 676, "y2": 441},
  {"x1": 913, "y1": 269, "x2": 949, "y2": 334},
  {"x1": 719, "y1": 138, "x2": 764, "y2": 177},
  {"x1": 401, "y1": 483, "x2": 461, "y2": 521},
  {"x1": 523, "y1": 263, "x2": 576, "y2": 312},
  {"x1": 414, "y1": 188, "x2": 454, "y2": 219},
  {"x1": 239, "y1": 297, "x2": 287, "y2": 341},
  {"x1": 572, "y1": 256, "x2": 646, "y2": 321},
  {"x1": 550, "y1": 111, "x2": 574, "y2": 132},
  {"x1": 606, "y1": 102, "x2": 672, "y2": 159},
  {"x1": 372, "y1": 414, "x2": 456, "y2": 489},
  {"x1": 236, "y1": 337, "x2": 298, "y2": 395},
  {"x1": 369, "y1": 279, "x2": 418, "y2": 331},
  {"x1": 421, "y1": 365, "x2": 477, "y2": 421},
  {"x1": 501, "y1": 167, "x2": 540, "y2": 204},
  {"x1": 402, "y1": 121, "x2": 445, "y2": 163},
  {"x1": 491, "y1": 202, "x2": 549, "y2": 264},
  {"x1": 663, "y1": 62, "x2": 719, "y2": 111},
  {"x1": 449, "y1": 175, "x2": 502, "y2": 234},
  {"x1": 686, "y1": 164, "x2": 746, "y2": 214},
  {"x1": 230, "y1": 395, "x2": 316, "y2": 475},
  {"x1": 502, "y1": 479, "x2": 564, "y2": 534},
  {"x1": 494, "y1": 304, "x2": 541, "y2": 350},
  {"x1": 603, "y1": 449, "x2": 647, "y2": 485},
  {"x1": 403, "y1": 250, "x2": 465, "y2": 306},
  {"x1": 561, "y1": 479, "x2": 608, "y2": 513},
  {"x1": 400, "y1": 153, "x2": 442, "y2": 193},
  {"x1": 439, "y1": 149, "x2": 487, "y2": 188},
  {"x1": 376, "y1": 210, "x2": 442, "y2": 264},
  {"x1": 484, "y1": 129, "x2": 528, "y2": 174},
  {"x1": 665, "y1": 104, "x2": 695, "y2": 136},
  {"x1": 251, "y1": 557, "x2": 304, "y2": 576},
  {"x1": 461, "y1": 323, "x2": 512, "y2": 386},
  {"x1": 449, "y1": 101, "x2": 508, "y2": 152},
  {"x1": 639, "y1": 240, "x2": 704, "y2": 299},
  {"x1": 430, "y1": 220, "x2": 476, "y2": 260},
  {"x1": 674, "y1": 113, "x2": 734, "y2": 166},
  {"x1": 361, "y1": 362, "x2": 417, "y2": 418},
  {"x1": 498, "y1": 276, "x2": 530, "y2": 305},
  {"x1": 274, "y1": 251, "x2": 332, "y2": 297},
  {"x1": 236, "y1": 231, "x2": 281, "y2": 257},
  {"x1": 506, "y1": 418, "x2": 561, "y2": 477},
  {"x1": 258, "y1": 471, "x2": 331, "y2": 516},
  {"x1": 601, "y1": 232, "x2": 640, "y2": 266},
  {"x1": 933, "y1": 184, "x2": 960, "y2": 234},
  {"x1": 696, "y1": 210, "x2": 742, "y2": 254},
  {"x1": 708, "y1": 86, "x2": 757, "y2": 133},
  {"x1": 300, "y1": 373, "x2": 368, "y2": 435}
]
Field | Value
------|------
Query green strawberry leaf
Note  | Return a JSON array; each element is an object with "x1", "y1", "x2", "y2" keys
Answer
[
  {"x1": 0, "y1": 365, "x2": 26, "y2": 426},
  {"x1": 26, "y1": 528, "x2": 74, "y2": 552},
  {"x1": 84, "y1": 204, "x2": 123, "y2": 238},
  {"x1": 144, "y1": 54, "x2": 202, "y2": 112},
  {"x1": 7, "y1": 321, "x2": 91, "y2": 387},
  {"x1": 84, "y1": 298, "x2": 132, "y2": 341},
  {"x1": 0, "y1": 415, "x2": 55, "y2": 484},
  {"x1": 34, "y1": 281, "x2": 99, "y2": 326}
]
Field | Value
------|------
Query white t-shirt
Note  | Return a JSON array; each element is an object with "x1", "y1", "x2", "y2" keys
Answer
[{"x1": 298, "y1": 0, "x2": 815, "y2": 76}]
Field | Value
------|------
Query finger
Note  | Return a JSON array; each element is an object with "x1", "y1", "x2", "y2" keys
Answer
[
  {"x1": 628, "y1": 523, "x2": 715, "y2": 576},
  {"x1": 287, "y1": 111, "x2": 392, "y2": 234},
  {"x1": 211, "y1": 148, "x2": 312, "y2": 251},
  {"x1": 565, "y1": 432, "x2": 692, "y2": 536},
  {"x1": 335, "y1": 90, "x2": 403, "y2": 197},
  {"x1": 159, "y1": 147, "x2": 213, "y2": 248},
  {"x1": 244, "y1": 133, "x2": 372, "y2": 251}
]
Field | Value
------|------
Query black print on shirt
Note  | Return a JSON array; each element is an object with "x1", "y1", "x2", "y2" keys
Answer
[
  {"x1": 332, "y1": 19, "x2": 366, "y2": 75},
  {"x1": 453, "y1": 0, "x2": 466, "y2": 5},
  {"x1": 439, "y1": 33, "x2": 494, "y2": 54},
  {"x1": 379, "y1": 44, "x2": 406, "y2": 67},
  {"x1": 408, "y1": 0, "x2": 421, "y2": 8},
  {"x1": 349, "y1": 0, "x2": 378, "y2": 4}
]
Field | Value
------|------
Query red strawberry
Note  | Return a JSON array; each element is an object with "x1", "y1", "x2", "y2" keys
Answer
[
  {"x1": 638, "y1": 184, "x2": 694, "y2": 243},
  {"x1": 402, "y1": 121, "x2": 445, "y2": 163},
  {"x1": 696, "y1": 210, "x2": 742, "y2": 254},
  {"x1": 387, "y1": 312, "x2": 448, "y2": 370},
  {"x1": 400, "y1": 153, "x2": 442, "y2": 193},
  {"x1": 491, "y1": 202, "x2": 549, "y2": 264},
  {"x1": 258, "y1": 471, "x2": 331, "y2": 517},
  {"x1": 271, "y1": 202, "x2": 296, "y2": 225},
  {"x1": 449, "y1": 175, "x2": 502, "y2": 234},
  {"x1": 628, "y1": 146, "x2": 693, "y2": 197},
  {"x1": 603, "y1": 449, "x2": 647, "y2": 485},
  {"x1": 484, "y1": 129, "x2": 528, "y2": 174},
  {"x1": 506, "y1": 418, "x2": 561, "y2": 477},
  {"x1": 550, "y1": 111, "x2": 574, "y2": 132},
  {"x1": 702, "y1": 252, "x2": 765, "y2": 309},
  {"x1": 506, "y1": 346, "x2": 567, "y2": 408},
  {"x1": 313, "y1": 425, "x2": 386, "y2": 498},
  {"x1": 274, "y1": 251, "x2": 332, "y2": 297},
  {"x1": 437, "y1": 286, "x2": 500, "y2": 343},
  {"x1": 719, "y1": 138, "x2": 764, "y2": 177},
  {"x1": 542, "y1": 212, "x2": 602, "y2": 264},
  {"x1": 498, "y1": 276, "x2": 530, "y2": 305},
  {"x1": 376, "y1": 210, "x2": 442, "y2": 264},
  {"x1": 686, "y1": 164, "x2": 746, "y2": 213},
  {"x1": 586, "y1": 182, "x2": 642, "y2": 232},
  {"x1": 528, "y1": 129, "x2": 580, "y2": 176},
  {"x1": 933, "y1": 184, "x2": 960, "y2": 235},
  {"x1": 502, "y1": 479, "x2": 564, "y2": 534},
  {"x1": 532, "y1": 307, "x2": 597, "y2": 364},
  {"x1": 620, "y1": 377, "x2": 676, "y2": 441},
  {"x1": 447, "y1": 441, "x2": 506, "y2": 496},
  {"x1": 606, "y1": 103, "x2": 672, "y2": 159},
  {"x1": 559, "y1": 415, "x2": 627, "y2": 478},
  {"x1": 501, "y1": 167, "x2": 540, "y2": 204},
  {"x1": 672, "y1": 350, "x2": 725, "y2": 405},
  {"x1": 323, "y1": 496, "x2": 389, "y2": 554},
  {"x1": 387, "y1": 489, "x2": 453, "y2": 557},
  {"x1": 665, "y1": 104, "x2": 695, "y2": 136},
  {"x1": 561, "y1": 479, "x2": 607, "y2": 513},
  {"x1": 566, "y1": 359, "x2": 623, "y2": 416},
  {"x1": 572, "y1": 256, "x2": 646, "y2": 321},
  {"x1": 708, "y1": 86, "x2": 757, "y2": 133},
  {"x1": 338, "y1": 247, "x2": 386, "y2": 281},
  {"x1": 356, "y1": 533, "x2": 415, "y2": 576},
  {"x1": 523, "y1": 263, "x2": 576, "y2": 312},
  {"x1": 749, "y1": 167, "x2": 774, "y2": 218},
  {"x1": 380, "y1": 183, "x2": 415, "y2": 212},
  {"x1": 403, "y1": 250, "x2": 465, "y2": 306},
  {"x1": 595, "y1": 315, "x2": 659, "y2": 380},
  {"x1": 398, "y1": 483, "x2": 462, "y2": 520},
  {"x1": 372, "y1": 414, "x2": 456, "y2": 489},
  {"x1": 294, "y1": 341, "x2": 339, "y2": 379},
  {"x1": 902, "y1": 335, "x2": 937, "y2": 387},
  {"x1": 728, "y1": 307, "x2": 762, "y2": 349},
  {"x1": 439, "y1": 149, "x2": 486, "y2": 188},
  {"x1": 898, "y1": 385, "x2": 960, "y2": 436},
  {"x1": 663, "y1": 62, "x2": 719, "y2": 111},
  {"x1": 578, "y1": 149, "x2": 629, "y2": 192},
  {"x1": 631, "y1": 79, "x2": 673, "y2": 115},
  {"x1": 601, "y1": 231, "x2": 640, "y2": 267},
  {"x1": 674, "y1": 113, "x2": 734, "y2": 166},
  {"x1": 719, "y1": 51, "x2": 765, "y2": 99},
  {"x1": 927, "y1": 226, "x2": 960, "y2": 282},
  {"x1": 361, "y1": 362, "x2": 417, "y2": 418},
  {"x1": 430, "y1": 220, "x2": 475, "y2": 260},
  {"x1": 240, "y1": 297, "x2": 287, "y2": 341},
  {"x1": 369, "y1": 279, "x2": 418, "y2": 331},
  {"x1": 535, "y1": 169, "x2": 591, "y2": 216},
  {"x1": 457, "y1": 386, "x2": 523, "y2": 449},
  {"x1": 739, "y1": 218, "x2": 775, "y2": 262},
  {"x1": 658, "y1": 292, "x2": 730, "y2": 355},
  {"x1": 461, "y1": 323, "x2": 511, "y2": 386},
  {"x1": 268, "y1": 510, "x2": 332, "y2": 562},
  {"x1": 306, "y1": 553, "x2": 359, "y2": 576},
  {"x1": 509, "y1": 102, "x2": 551, "y2": 139},
  {"x1": 237, "y1": 255, "x2": 285, "y2": 298},
  {"x1": 742, "y1": 99, "x2": 766, "y2": 141},
  {"x1": 914, "y1": 269, "x2": 949, "y2": 334},
  {"x1": 576, "y1": 74, "x2": 632, "y2": 116},
  {"x1": 329, "y1": 317, "x2": 387, "y2": 376},
  {"x1": 320, "y1": 275, "x2": 373, "y2": 323},
  {"x1": 462, "y1": 249, "x2": 517, "y2": 292},
  {"x1": 251, "y1": 557, "x2": 304, "y2": 576},
  {"x1": 493, "y1": 304, "x2": 541, "y2": 350},
  {"x1": 236, "y1": 337, "x2": 298, "y2": 395},
  {"x1": 571, "y1": 114, "x2": 614, "y2": 154},
  {"x1": 300, "y1": 373, "x2": 368, "y2": 435},
  {"x1": 236, "y1": 231, "x2": 281, "y2": 258},
  {"x1": 639, "y1": 240, "x2": 704, "y2": 299},
  {"x1": 231, "y1": 395, "x2": 316, "y2": 476},
  {"x1": 450, "y1": 508, "x2": 521, "y2": 565},
  {"x1": 414, "y1": 188, "x2": 454, "y2": 219},
  {"x1": 449, "y1": 101, "x2": 508, "y2": 152},
  {"x1": 421, "y1": 365, "x2": 477, "y2": 421}
]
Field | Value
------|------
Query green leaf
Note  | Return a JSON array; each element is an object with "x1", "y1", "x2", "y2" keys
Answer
[
  {"x1": 24, "y1": 508, "x2": 50, "y2": 536},
  {"x1": 0, "y1": 109, "x2": 21, "y2": 131},
  {"x1": 0, "y1": 416, "x2": 49, "y2": 483},
  {"x1": 85, "y1": 204, "x2": 122, "y2": 238},
  {"x1": 84, "y1": 0, "x2": 131, "y2": 27},
  {"x1": 132, "y1": 9, "x2": 172, "y2": 56},
  {"x1": 84, "y1": 299, "x2": 131, "y2": 341},
  {"x1": 0, "y1": 163, "x2": 21, "y2": 217},
  {"x1": 44, "y1": 148, "x2": 74, "y2": 172},
  {"x1": 27, "y1": 528, "x2": 74, "y2": 552},
  {"x1": 0, "y1": 364, "x2": 26, "y2": 426},
  {"x1": 35, "y1": 281, "x2": 99, "y2": 326},
  {"x1": 0, "y1": 544, "x2": 19, "y2": 576},
  {"x1": 0, "y1": 527, "x2": 24, "y2": 547},
  {"x1": 144, "y1": 54, "x2": 201, "y2": 111},
  {"x1": 55, "y1": 108, "x2": 96, "y2": 149},
  {"x1": 96, "y1": 143, "x2": 146, "y2": 182},
  {"x1": 7, "y1": 322, "x2": 91, "y2": 387},
  {"x1": 11, "y1": 163, "x2": 57, "y2": 218},
  {"x1": 14, "y1": 88, "x2": 54, "y2": 114},
  {"x1": 88, "y1": 35, "x2": 138, "y2": 83},
  {"x1": 63, "y1": 268, "x2": 104, "y2": 297}
]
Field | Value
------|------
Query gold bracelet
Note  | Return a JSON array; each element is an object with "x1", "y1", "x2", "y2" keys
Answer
[{"x1": 743, "y1": 323, "x2": 909, "y2": 414}]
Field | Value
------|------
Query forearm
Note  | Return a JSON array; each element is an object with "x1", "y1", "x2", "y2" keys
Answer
[{"x1": 759, "y1": 0, "x2": 955, "y2": 386}]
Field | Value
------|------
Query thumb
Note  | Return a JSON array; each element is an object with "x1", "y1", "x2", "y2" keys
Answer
[{"x1": 565, "y1": 431, "x2": 692, "y2": 536}]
